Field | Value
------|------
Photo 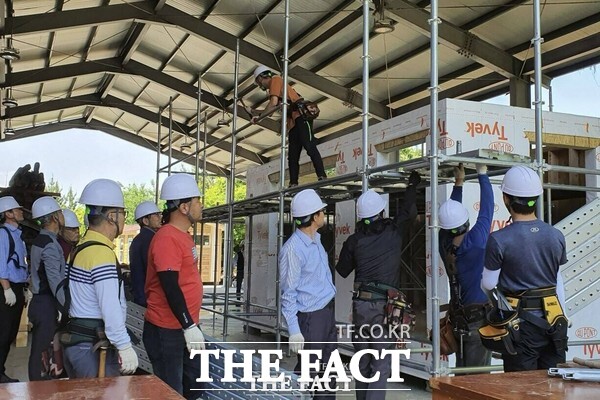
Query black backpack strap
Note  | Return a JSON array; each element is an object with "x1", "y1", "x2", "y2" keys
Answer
[{"x1": 56, "y1": 240, "x2": 121, "y2": 322}]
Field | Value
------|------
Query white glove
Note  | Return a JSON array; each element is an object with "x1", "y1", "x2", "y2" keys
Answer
[
  {"x1": 289, "y1": 333, "x2": 305, "y2": 353},
  {"x1": 118, "y1": 345, "x2": 139, "y2": 375},
  {"x1": 476, "y1": 163, "x2": 488, "y2": 175},
  {"x1": 183, "y1": 324, "x2": 206, "y2": 352},
  {"x1": 24, "y1": 288, "x2": 33, "y2": 303},
  {"x1": 4, "y1": 288, "x2": 16, "y2": 306},
  {"x1": 454, "y1": 163, "x2": 465, "y2": 183}
]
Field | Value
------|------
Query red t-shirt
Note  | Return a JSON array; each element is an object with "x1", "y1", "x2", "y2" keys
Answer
[{"x1": 145, "y1": 224, "x2": 203, "y2": 329}]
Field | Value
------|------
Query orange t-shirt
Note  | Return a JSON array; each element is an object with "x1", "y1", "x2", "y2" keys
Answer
[
  {"x1": 145, "y1": 224, "x2": 203, "y2": 329},
  {"x1": 268, "y1": 75, "x2": 302, "y2": 131}
]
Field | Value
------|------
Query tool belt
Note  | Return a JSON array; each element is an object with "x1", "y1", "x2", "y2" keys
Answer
[
  {"x1": 353, "y1": 282, "x2": 391, "y2": 301},
  {"x1": 353, "y1": 282, "x2": 416, "y2": 330},
  {"x1": 451, "y1": 303, "x2": 488, "y2": 327},
  {"x1": 479, "y1": 286, "x2": 568, "y2": 355},
  {"x1": 59, "y1": 318, "x2": 110, "y2": 350},
  {"x1": 478, "y1": 305, "x2": 521, "y2": 356}
]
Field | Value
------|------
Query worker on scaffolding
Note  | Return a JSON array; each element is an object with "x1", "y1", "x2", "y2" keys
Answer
[
  {"x1": 438, "y1": 163, "x2": 493, "y2": 371},
  {"x1": 280, "y1": 189, "x2": 336, "y2": 399},
  {"x1": 129, "y1": 201, "x2": 162, "y2": 307},
  {"x1": 482, "y1": 166, "x2": 568, "y2": 371},
  {"x1": 0, "y1": 196, "x2": 28, "y2": 384},
  {"x1": 61, "y1": 179, "x2": 138, "y2": 378},
  {"x1": 249, "y1": 65, "x2": 327, "y2": 187},
  {"x1": 58, "y1": 209, "x2": 81, "y2": 261},
  {"x1": 143, "y1": 174, "x2": 204, "y2": 399},
  {"x1": 28, "y1": 197, "x2": 66, "y2": 381},
  {"x1": 335, "y1": 171, "x2": 420, "y2": 400}
]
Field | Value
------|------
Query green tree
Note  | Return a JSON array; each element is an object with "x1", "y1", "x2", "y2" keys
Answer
[
  {"x1": 45, "y1": 177, "x2": 85, "y2": 229},
  {"x1": 202, "y1": 176, "x2": 247, "y2": 245},
  {"x1": 121, "y1": 181, "x2": 163, "y2": 225}
]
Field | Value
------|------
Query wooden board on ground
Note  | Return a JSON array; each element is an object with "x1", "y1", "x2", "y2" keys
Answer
[
  {"x1": 430, "y1": 370, "x2": 599, "y2": 400},
  {"x1": 16, "y1": 303, "x2": 28, "y2": 347}
]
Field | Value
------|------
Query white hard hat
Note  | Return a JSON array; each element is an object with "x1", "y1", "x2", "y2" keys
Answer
[
  {"x1": 0, "y1": 196, "x2": 22, "y2": 214},
  {"x1": 501, "y1": 166, "x2": 543, "y2": 197},
  {"x1": 32, "y1": 196, "x2": 61, "y2": 219},
  {"x1": 438, "y1": 199, "x2": 470, "y2": 230},
  {"x1": 160, "y1": 174, "x2": 202, "y2": 201},
  {"x1": 356, "y1": 190, "x2": 387, "y2": 219},
  {"x1": 135, "y1": 201, "x2": 161, "y2": 220},
  {"x1": 291, "y1": 189, "x2": 327, "y2": 218},
  {"x1": 253, "y1": 65, "x2": 272, "y2": 80},
  {"x1": 62, "y1": 209, "x2": 80, "y2": 228},
  {"x1": 79, "y1": 179, "x2": 125, "y2": 208}
]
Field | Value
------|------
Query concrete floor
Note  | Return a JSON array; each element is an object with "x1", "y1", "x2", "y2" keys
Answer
[{"x1": 4, "y1": 305, "x2": 432, "y2": 399}]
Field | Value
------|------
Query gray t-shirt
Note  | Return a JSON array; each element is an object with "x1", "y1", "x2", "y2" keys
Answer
[{"x1": 485, "y1": 219, "x2": 567, "y2": 293}]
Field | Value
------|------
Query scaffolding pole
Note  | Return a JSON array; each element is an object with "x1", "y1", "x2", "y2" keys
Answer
[
  {"x1": 274, "y1": 0, "x2": 291, "y2": 349},
  {"x1": 361, "y1": 0, "x2": 371, "y2": 193},
  {"x1": 429, "y1": 0, "x2": 441, "y2": 377},
  {"x1": 194, "y1": 76, "x2": 202, "y2": 244},
  {"x1": 245, "y1": 215, "x2": 253, "y2": 340},
  {"x1": 533, "y1": 0, "x2": 545, "y2": 220},
  {"x1": 155, "y1": 107, "x2": 162, "y2": 203},
  {"x1": 168, "y1": 97, "x2": 173, "y2": 176},
  {"x1": 223, "y1": 39, "x2": 240, "y2": 338}
]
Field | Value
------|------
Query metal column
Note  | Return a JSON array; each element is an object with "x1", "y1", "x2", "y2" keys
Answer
[
  {"x1": 168, "y1": 97, "x2": 173, "y2": 175},
  {"x1": 155, "y1": 108, "x2": 162, "y2": 203},
  {"x1": 533, "y1": 0, "x2": 545, "y2": 220},
  {"x1": 276, "y1": 0, "x2": 291, "y2": 348},
  {"x1": 223, "y1": 39, "x2": 241, "y2": 338},
  {"x1": 361, "y1": 0, "x2": 371, "y2": 193},
  {"x1": 429, "y1": 0, "x2": 441, "y2": 377}
]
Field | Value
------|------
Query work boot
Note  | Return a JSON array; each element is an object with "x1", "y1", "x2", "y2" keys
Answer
[{"x1": 0, "y1": 374, "x2": 19, "y2": 383}]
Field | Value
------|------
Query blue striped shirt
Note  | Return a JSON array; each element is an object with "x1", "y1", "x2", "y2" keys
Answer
[
  {"x1": 279, "y1": 229, "x2": 336, "y2": 335},
  {"x1": 0, "y1": 223, "x2": 28, "y2": 283}
]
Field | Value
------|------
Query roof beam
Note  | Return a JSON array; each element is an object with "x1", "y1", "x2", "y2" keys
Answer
[
  {"x1": 386, "y1": 0, "x2": 522, "y2": 79},
  {"x1": 2, "y1": 92, "x2": 267, "y2": 165},
  {"x1": 4, "y1": 2, "x2": 389, "y2": 120}
]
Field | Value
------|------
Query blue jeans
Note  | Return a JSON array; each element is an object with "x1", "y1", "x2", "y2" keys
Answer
[{"x1": 143, "y1": 320, "x2": 203, "y2": 400}]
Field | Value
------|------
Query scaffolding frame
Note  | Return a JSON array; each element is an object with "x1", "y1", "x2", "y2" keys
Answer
[{"x1": 152, "y1": 0, "x2": 600, "y2": 379}]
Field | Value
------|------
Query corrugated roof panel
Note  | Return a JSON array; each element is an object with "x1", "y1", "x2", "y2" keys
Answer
[
  {"x1": 130, "y1": 51, "x2": 163, "y2": 70},
  {"x1": 138, "y1": 25, "x2": 190, "y2": 62},
  {"x1": 116, "y1": 113, "x2": 151, "y2": 134},
  {"x1": 168, "y1": 0, "x2": 205, "y2": 16},
  {"x1": 204, "y1": 0, "x2": 273, "y2": 37},
  {"x1": 114, "y1": 75, "x2": 153, "y2": 100},
  {"x1": 244, "y1": 0, "x2": 342, "y2": 53},
  {"x1": 13, "y1": 0, "x2": 61, "y2": 16},
  {"x1": 472, "y1": 1, "x2": 600, "y2": 50},
  {"x1": 85, "y1": 23, "x2": 130, "y2": 60},
  {"x1": 11, "y1": 32, "x2": 52, "y2": 71}
]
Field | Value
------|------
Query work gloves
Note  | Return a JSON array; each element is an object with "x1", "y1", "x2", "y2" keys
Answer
[
  {"x1": 289, "y1": 333, "x2": 305, "y2": 353},
  {"x1": 184, "y1": 324, "x2": 206, "y2": 353},
  {"x1": 24, "y1": 288, "x2": 33, "y2": 304},
  {"x1": 408, "y1": 171, "x2": 421, "y2": 187},
  {"x1": 118, "y1": 345, "x2": 139, "y2": 375},
  {"x1": 453, "y1": 163, "x2": 465, "y2": 184},
  {"x1": 3, "y1": 288, "x2": 16, "y2": 306},
  {"x1": 476, "y1": 163, "x2": 488, "y2": 175}
]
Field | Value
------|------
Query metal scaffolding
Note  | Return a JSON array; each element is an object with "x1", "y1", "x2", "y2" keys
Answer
[{"x1": 152, "y1": 0, "x2": 600, "y2": 380}]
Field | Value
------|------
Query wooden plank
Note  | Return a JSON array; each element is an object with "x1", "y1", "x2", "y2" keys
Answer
[
  {"x1": 431, "y1": 370, "x2": 600, "y2": 400},
  {"x1": 16, "y1": 303, "x2": 28, "y2": 347},
  {"x1": 524, "y1": 131, "x2": 600, "y2": 149},
  {"x1": 268, "y1": 154, "x2": 337, "y2": 183},
  {"x1": 0, "y1": 375, "x2": 183, "y2": 399},
  {"x1": 374, "y1": 129, "x2": 428, "y2": 153}
]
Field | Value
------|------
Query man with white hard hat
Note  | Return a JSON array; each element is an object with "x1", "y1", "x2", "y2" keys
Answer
[
  {"x1": 0, "y1": 196, "x2": 28, "y2": 383},
  {"x1": 249, "y1": 65, "x2": 326, "y2": 187},
  {"x1": 144, "y1": 174, "x2": 204, "y2": 399},
  {"x1": 129, "y1": 201, "x2": 162, "y2": 307},
  {"x1": 437, "y1": 163, "x2": 493, "y2": 371},
  {"x1": 58, "y1": 209, "x2": 80, "y2": 261},
  {"x1": 482, "y1": 166, "x2": 568, "y2": 371},
  {"x1": 60, "y1": 179, "x2": 138, "y2": 378},
  {"x1": 335, "y1": 171, "x2": 420, "y2": 399},
  {"x1": 28, "y1": 196, "x2": 66, "y2": 380},
  {"x1": 279, "y1": 189, "x2": 336, "y2": 399}
]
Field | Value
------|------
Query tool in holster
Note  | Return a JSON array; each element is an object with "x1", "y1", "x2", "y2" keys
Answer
[
  {"x1": 478, "y1": 289, "x2": 521, "y2": 355},
  {"x1": 98, "y1": 345, "x2": 108, "y2": 378}
]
